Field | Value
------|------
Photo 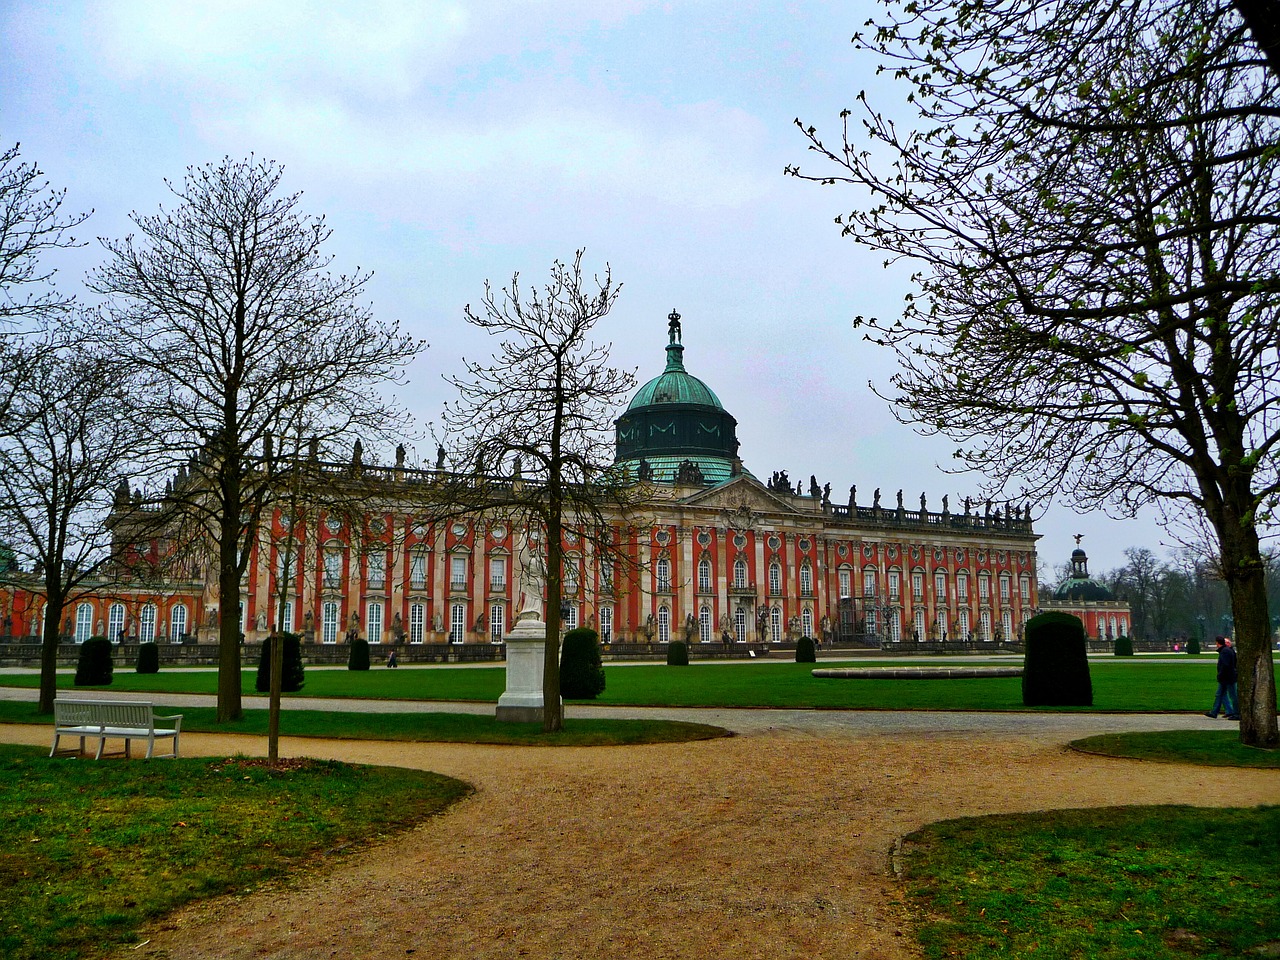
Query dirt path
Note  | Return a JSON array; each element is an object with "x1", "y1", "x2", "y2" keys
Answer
[{"x1": 5, "y1": 719, "x2": 1278, "y2": 960}]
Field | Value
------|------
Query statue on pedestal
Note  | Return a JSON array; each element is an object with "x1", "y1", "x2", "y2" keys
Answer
[{"x1": 516, "y1": 530, "x2": 546, "y2": 621}]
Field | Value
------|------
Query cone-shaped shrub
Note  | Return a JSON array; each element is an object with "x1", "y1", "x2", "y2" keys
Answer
[
  {"x1": 666, "y1": 639, "x2": 689, "y2": 666},
  {"x1": 255, "y1": 632, "x2": 305, "y2": 692},
  {"x1": 75, "y1": 637, "x2": 114, "y2": 686},
  {"x1": 560, "y1": 627, "x2": 606, "y2": 699},
  {"x1": 136, "y1": 642, "x2": 160, "y2": 674},
  {"x1": 1187, "y1": 636, "x2": 1201, "y2": 655},
  {"x1": 1022, "y1": 612, "x2": 1092, "y2": 706},
  {"x1": 1113, "y1": 635, "x2": 1134, "y2": 657},
  {"x1": 348, "y1": 637, "x2": 370, "y2": 671},
  {"x1": 795, "y1": 635, "x2": 816, "y2": 663}
]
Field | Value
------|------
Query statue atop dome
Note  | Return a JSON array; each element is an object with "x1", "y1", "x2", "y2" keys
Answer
[{"x1": 668, "y1": 308, "x2": 682, "y2": 344}]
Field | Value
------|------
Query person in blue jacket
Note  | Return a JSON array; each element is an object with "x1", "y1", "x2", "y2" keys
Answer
[{"x1": 1205, "y1": 635, "x2": 1239, "y2": 720}]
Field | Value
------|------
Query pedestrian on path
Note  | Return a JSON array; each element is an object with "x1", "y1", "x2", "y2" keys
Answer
[{"x1": 1205, "y1": 635, "x2": 1239, "y2": 720}]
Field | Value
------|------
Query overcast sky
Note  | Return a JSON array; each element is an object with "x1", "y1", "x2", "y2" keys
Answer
[{"x1": 1, "y1": 0, "x2": 1175, "y2": 575}]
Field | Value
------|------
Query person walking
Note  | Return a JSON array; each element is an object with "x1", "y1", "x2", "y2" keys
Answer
[{"x1": 1205, "y1": 635, "x2": 1239, "y2": 720}]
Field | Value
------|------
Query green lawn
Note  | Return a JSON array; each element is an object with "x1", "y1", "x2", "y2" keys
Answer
[
  {"x1": 0, "y1": 744, "x2": 468, "y2": 960},
  {"x1": 0, "y1": 656, "x2": 1261, "y2": 712},
  {"x1": 902, "y1": 805, "x2": 1280, "y2": 960},
  {"x1": 1072, "y1": 729, "x2": 1280, "y2": 767}
]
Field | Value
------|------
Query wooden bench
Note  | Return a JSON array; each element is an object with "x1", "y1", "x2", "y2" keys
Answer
[{"x1": 51, "y1": 698, "x2": 183, "y2": 759}]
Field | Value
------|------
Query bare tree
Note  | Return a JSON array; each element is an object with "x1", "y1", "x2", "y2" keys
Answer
[
  {"x1": 89, "y1": 157, "x2": 425, "y2": 722},
  {"x1": 440, "y1": 251, "x2": 638, "y2": 732},
  {"x1": 790, "y1": 0, "x2": 1279, "y2": 745},
  {"x1": 0, "y1": 338, "x2": 139, "y2": 712}
]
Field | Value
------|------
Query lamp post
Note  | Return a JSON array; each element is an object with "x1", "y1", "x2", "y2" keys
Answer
[{"x1": 1197, "y1": 614, "x2": 1205, "y2": 643}]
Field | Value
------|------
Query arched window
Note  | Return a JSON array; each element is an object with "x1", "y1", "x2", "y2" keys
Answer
[
  {"x1": 656, "y1": 558, "x2": 671, "y2": 593},
  {"x1": 799, "y1": 564, "x2": 813, "y2": 596},
  {"x1": 108, "y1": 603, "x2": 126, "y2": 642},
  {"x1": 734, "y1": 606, "x2": 747, "y2": 641},
  {"x1": 957, "y1": 609, "x2": 971, "y2": 638},
  {"x1": 409, "y1": 603, "x2": 425, "y2": 643},
  {"x1": 279, "y1": 600, "x2": 294, "y2": 635},
  {"x1": 733, "y1": 558, "x2": 748, "y2": 590},
  {"x1": 866, "y1": 605, "x2": 878, "y2": 636},
  {"x1": 366, "y1": 601, "x2": 384, "y2": 643},
  {"x1": 75, "y1": 602, "x2": 94, "y2": 643},
  {"x1": 699, "y1": 605, "x2": 712, "y2": 642},
  {"x1": 980, "y1": 610, "x2": 992, "y2": 641},
  {"x1": 801, "y1": 607, "x2": 813, "y2": 637},
  {"x1": 698, "y1": 557, "x2": 712, "y2": 593},
  {"x1": 170, "y1": 603, "x2": 188, "y2": 642},
  {"x1": 658, "y1": 605, "x2": 670, "y2": 643},
  {"x1": 1001, "y1": 610, "x2": 1013, "y2": 641},
  {"x1": 887, "y1": 608, "x2": 902, "y2": 642},
  {"x1": 770, "y1": 606, "x2": 782, "y2": 643},
  {"x1": 913, "y1": 608, "x2": 926, "y2": 640},
  {"x1": 564, "y1": 557, "x2": 579, "y2": 596},
  {"x1": 140, "y1": 604, "x2": 156, "y2": 644},
  {"x1": 322, "y1": 601, "x2": 339, "y2": 643},
  {"x1": 450, "y1": 602, "x2": 466, "y2": 643},
  {"x1": 599, "y1": 606, "x2": 613, "y2": 643},
  {"x1": 768, "y1": 562, "x2": 782, "y2": 596},
  {"x1": 489, "y1": 602, "x2": 505, "y2": 642},
  {"x1": 838, "y1": 566, "x2": 852, "y2": 598},
  {"x1": 936, "y1": 609, "x2": 949, "y2": 640}
]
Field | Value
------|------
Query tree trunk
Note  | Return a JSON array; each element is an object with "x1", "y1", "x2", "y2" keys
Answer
[
  {"x1": 37, "y1": 589, "x2": 64, "y2": 715},
  {"x1": 1220, "y1": 518, "x2": 1280, "y2": 747},
  {"x1": 217, "y1": 511, "x2": 244, "y2": 723}
]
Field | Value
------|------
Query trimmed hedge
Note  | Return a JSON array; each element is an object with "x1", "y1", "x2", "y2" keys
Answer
[
  {"x1": 1187, "y1": 636, "x2": 1202, "y2": 655},
  {"x1": 666, "y1": 639, "x2": 689, "y2": 666},
  {"x1": 560, "y1": 627, "x2": 606, "y2": 699},
  {"x1": 795, "y1": 635, "x2": 817, "y2": 663},
  {"x1": 1022, "y1": 611, "x2": 1092, "y2": 706},
  {"x1": 136, "y1": 642, "x2": 160, "y2": 674},
  {"x1": 1113, "y1": 634, "x2": 1134, "y2": 657},
  {"x1": 348, "y1": 638, "x2": 371, "y2": 671},
  {"x1": 74, "y1": 636, "x2": 114, "y2": 686},
  {"x1": 255, "y1": 632, "x2": 305, "y2": 693}
]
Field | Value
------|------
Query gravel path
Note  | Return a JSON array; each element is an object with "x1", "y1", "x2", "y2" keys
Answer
[{"x1": 1, "y1": 700, "x2": 1275, "y2": 960}]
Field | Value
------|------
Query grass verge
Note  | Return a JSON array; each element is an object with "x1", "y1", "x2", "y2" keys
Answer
[
  {"x1": 902, "y1": 805, "x2": 1280, "y2": 960},
  {"x1": 1071, "y1": 729, "x2": 1280, "y2": 768},
  {"x1": 0, "y1": 743, "x2": 469, "y2": 960},
  {"x1": 0, "y1": 700, "x2": 729, "y2": 746},
  {"x1": 4, "y1": 657, "x2": 1268, "y2": 711}
]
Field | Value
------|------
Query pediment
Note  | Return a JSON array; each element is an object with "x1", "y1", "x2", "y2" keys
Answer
[{"x1": 681, "y1": 475, "x2": 802, "y2": 521}]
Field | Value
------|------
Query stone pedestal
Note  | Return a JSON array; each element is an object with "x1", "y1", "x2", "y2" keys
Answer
[{"x1": 496, "y1": 617, "x2": 559, "y2": 723}]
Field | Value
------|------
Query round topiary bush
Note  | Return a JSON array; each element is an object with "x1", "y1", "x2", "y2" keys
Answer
[
  {"x1": 1113, "y1": 634, "x2": 1134, "y2": 657},
  {"x1": 560, "y1": 627, "x2": 606, "y2": 699},
  {"x1": 1187, "y1": 636, "x2": 1202, "y2": 655},
  {"x1": 136, "y1": 642, "x2": 160, "y2": 674},
  {"x1": 795, "y1": 635, "x2": 817, "y2": 663},
  {"x1": 1022, "y1": 612, "x2": 1092, "y2": 706},
  {"x1": 255, "y1": 632, "x2": 305, "y2": 692},
  {"x1": 75, "y1": 636, "x2": 114, "y2": 686},
  {"x1": 666, "y1": 639, "x2": 689, "y2": 666},
  {"x1": 348, "y1": 637, "x2": 370, "y2": 671}
]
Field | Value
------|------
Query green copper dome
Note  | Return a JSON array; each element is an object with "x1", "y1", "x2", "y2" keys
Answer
[
  {"x1": 1054, "y1": 548, "x2": 1117, "y2": 602},
  {"x1": 614, "y1": 310, "x2": 741, "y2": 485}
]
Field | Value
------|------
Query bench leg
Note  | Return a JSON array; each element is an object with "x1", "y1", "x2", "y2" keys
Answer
[{"x1": 95, "y1": 736, "x2": 107, "y2": 760}]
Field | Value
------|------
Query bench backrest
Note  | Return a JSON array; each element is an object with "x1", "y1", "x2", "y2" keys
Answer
[{"x1": 54, "y1": 699, "x2": 155, "y2": 728}]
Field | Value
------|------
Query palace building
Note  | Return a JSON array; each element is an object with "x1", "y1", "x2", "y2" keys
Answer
[{"x1": 1, "y1": 312, "x2": 1043, "y2": 651}]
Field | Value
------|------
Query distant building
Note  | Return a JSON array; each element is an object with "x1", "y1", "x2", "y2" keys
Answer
[
  {"x1": 2, "y1": 312, "x2": 1042, "y2": 650},
  {"x1": 1040, "y1": 544, "x2": 1131, "y2": 640}
]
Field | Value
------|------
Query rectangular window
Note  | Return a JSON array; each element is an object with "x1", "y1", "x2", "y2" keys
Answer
[
  {"x1": 657, "y1": 559, "x2": 671, "y2": 593},
  {"x1": 410, "y1": 551, "x2": 427, "y2": 589},
  {"x1": 957, "y1": 573, "x2": 969, "y2": 600},
  {"x1": 799, "y1": 565, "x2": 813, "y2": 596},
  {"x1": 599, "y1": 606, "x2": 613, "y2": 643},
  {"x1": 366, "y1": 601, "x2": 383, "y2": 643},
  {"x1": 322, "y1": 601, "x2": 339, "y2": 643},
  {"x1": 1020, "y1": 576, "x2": 1031, "y2": 601},
  {"x1": 601, "y1": 560, "x2": 613, "y2": 593},
  {"x1": 863, "y1": 570, "x2": 876, "y2": 597},
  {"x1": 409, "y1": 603, "x2": 425, "y2": 644},
  {"x1": 449, "y1": 603, "x2": 466, "y2": 643},
  {"x1": 450, "y1": 556, "x2": 467, "y2": 591},
  {"x1": 490, "y1": 557, "x2": 506, "y2": 591},
  {"x1": 277, "y1": 548, "x2": 297, "y2": 586},
  {"x1": 838, "y1": 569, "x2": 852, "y2": 598},
  {"x1": 564, "y1": 605, "x2": 578, "y2": 632},
  {"x1": 912, "y1": 571, "x2": 924, "y2": 598},
  {"x1": 324, "y1": 550, "x2": 343, "y2": 589},
  {"x1": 977, "y1": 575, "x2": 989, "y2": 600},
  {"x1": 888, "y1": 570, "x2": 901, "y2": 600},
  {"x1": 490, "y1": 603, "x2": 505, "y2": 642},
  {"x1": 564, "y1": 561, "x2": 579, "y2": 596},
  {"x1": 866, "y1": 607, "x2": 877, "y2": 636},
  {"x1": 769, "y1": 564, "x2": 781, "y2": 596},
  {"x1": 934, "y1": 572, "x2": 947, "y2": 599},
  {"x1": 366, "y1": 551, "x2": 386, "y2": 589},
  {"x1": 1000, "y1": 576, "x2": 1011, "y2": 602},
  {"x1": 698, "y1": 561, "x2": 712, "y2": 594},
  {"x1": 734, "y1": 560, "x2": 748, "y2": 590},
  {"x1": 280, "y1": 600, "x2": 293, "y2": 634}
]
